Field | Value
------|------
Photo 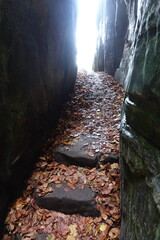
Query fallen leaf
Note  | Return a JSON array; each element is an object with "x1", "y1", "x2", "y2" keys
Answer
[
  {"x1": 66, "y1": 236, "x2": 75, "y2": 240},
  {"x1": 69, "y1": 224, "x2": 77, "y2": 237},
  {"x1": 86, "y1": 225, "x2": 92, "y2": 232},
  {"x1": 86, "y1": 152, "x2": 94, "y2": 157},
  {"x1": 39, "y1": 156, "x2": 46, "y2": 161},
  {"x1": 109, "y1": 227, "x2": 120, "y2": 238},
  {"x1": 5, "y1": 72, "x2": 123, "y2": 240},
  {"x1": 100, "y1": 223, "x2": 108, "y2": 232},
  {"x1": 46, "y1": 234, "x2": 55, "y2": 240}
]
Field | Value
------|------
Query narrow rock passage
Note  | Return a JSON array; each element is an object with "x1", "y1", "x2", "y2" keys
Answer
[{"x1": 3, "y1": 72, "x2": 124, "y2": 240}]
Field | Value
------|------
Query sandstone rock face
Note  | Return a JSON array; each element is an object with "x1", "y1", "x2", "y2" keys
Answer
[
  {"x1": 119, "y1": 1, "x2": 160, "y2": 239},
  {"x1": 93, "y1": 0, "x2": 128, "y2": 75},
  {"x1": 0, "y1": 0, "x2": 77, "y2": 234},
  {"x1": 95, "y1": 0, "x2": 160, "y2": 238},
  {"x1": 115, "y1": 0, "x2": 138, "y2": 85}
]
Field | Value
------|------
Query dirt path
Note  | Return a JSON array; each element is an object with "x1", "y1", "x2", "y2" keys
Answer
[{"x1": 3, "y1": 72, "x2": 124, "y2": 240}]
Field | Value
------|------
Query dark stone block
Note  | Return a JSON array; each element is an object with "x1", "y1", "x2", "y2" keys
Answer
[
  {"x1": 35, "y1": 234, "x2": 51, "y2": 240},
  {"x1": 11, "y1": 233, "x2": 54, "y2": 240},
  {"x1": 55, "y1": 147, "x2": 99, "y2": 168},
  {"x1": 11, "y1": 233, "x2": 21, "y2": 240},
  {"x1": 35, "y1": 183, "x2": 100, "y2": 217},
  {"x1": 104, "y1": 153, "x2": 119, "y2": 164}
]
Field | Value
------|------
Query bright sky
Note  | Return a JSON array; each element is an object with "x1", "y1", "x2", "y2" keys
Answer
[{"x1": 76, "y1": 0, "x2": 100, "y2": 71}]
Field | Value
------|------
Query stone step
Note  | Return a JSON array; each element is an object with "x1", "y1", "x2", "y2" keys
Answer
[
  {"x1": 35, "y1": 183, "x2": 100, "y2": 217},
  {"x1": 103, "y1": 153, "x2": 119, "y2": 164},
  {"x1": 11, "y1": 233, "x2": 53, "y2": 240},
  {"x1": 55, "y1": 147, "x2": 100, "y2": 168}
]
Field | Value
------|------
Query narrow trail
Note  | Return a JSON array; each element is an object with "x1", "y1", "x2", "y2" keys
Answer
[{"x1": 3, "y1": 72, "x2": 124, "y2": 240}]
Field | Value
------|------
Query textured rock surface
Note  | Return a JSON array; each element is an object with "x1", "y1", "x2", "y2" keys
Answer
[
  {"x1": 55, "y1": 138, "x2": 100, "y2": 168},
  {"x1": 55, "y1": 148, "x2": 99, "y2": 167},
  {"x1": 94, "y1": 0, "x2": 160, "y2": 238},
  {"x1": 93, "y1": 0, "x2": 128, "y2": 75},
  {"x1": 0, "y1": 0, "x2": 77, "y2": 236},
  {"x1": 119, "y1": 1, "x2": 160, "y2": 239},
  {"x1": 115, "y1": 0, "x2": 138, "y2": 85},
  {"x1": 12, "y1": 233, "x2": 51, "y2": 240},
  {"x1": 35, "y1": 183, "x2": 100, "y2": 217},
  {"x1": 103, "y1": 154, "x2": 119, "y2": 164}
]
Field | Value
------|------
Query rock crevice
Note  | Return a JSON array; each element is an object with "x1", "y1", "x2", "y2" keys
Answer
[{"x1": 93, "y1": 0, "x2": 128, "y2": 75}]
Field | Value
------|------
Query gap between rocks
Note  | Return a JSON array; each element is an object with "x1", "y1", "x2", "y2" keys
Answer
[{"x1": 3, "y1": 72, "x2": 124, "y2": 240}]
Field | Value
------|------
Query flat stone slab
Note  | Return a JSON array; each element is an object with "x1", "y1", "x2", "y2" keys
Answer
[
  {"x1": 55, "y1": 147, "x2": 99, "y2": 168},
  {"x1": 103, "y1": 153, "x2": 119, "y2": 164},
  {"x1": 11, "y1": 234, "x2": 21, "y2": 240},
  {"x1": 11, "y1": 233, "x2": 53, "y2": 240},
  {"x1": 35, "y1": 183, "x2": 100, "y2": 217},
  {"x1": 35, "y1": 234, "x2": 52, "y2": 240}
]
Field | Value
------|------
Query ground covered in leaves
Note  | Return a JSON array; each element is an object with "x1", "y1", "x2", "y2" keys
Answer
[{"x1": 3, "y1": 72, "x2": 124, "y2": 240}]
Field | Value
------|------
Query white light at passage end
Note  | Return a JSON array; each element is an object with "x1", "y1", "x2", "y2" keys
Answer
[{"x1": 76, "y1": 0, "x2": 100, "y2": 72}]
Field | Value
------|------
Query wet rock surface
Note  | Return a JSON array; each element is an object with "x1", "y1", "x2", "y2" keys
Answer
[
  {"x1": 55, "y1": 144, "x2": 100, "y2": 168},
  {"x1": 35, "y1": 183, "x2": 100, "y2": 217},
  {"x1": 118, "y1": 1, "x2": 160, "y2": 240},
  {"x1": 12, "y1": 233, "x2": 52, "y2": 240},
  {"x1": 103, "y1": 154, "x2": 119, "y2": 164},
  {"x1": 94, "y1": 0, "x2": 160, "y2": 239},
  {"x1": 0, "y1": 0, "x2": 77, "y2": 237}
]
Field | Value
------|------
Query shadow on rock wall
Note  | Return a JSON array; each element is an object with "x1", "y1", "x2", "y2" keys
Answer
[
  {"x1": 0, "y1": 0, "x2": 77, "y2": 237},
  {"x1": 95, "y1": 0, "x2": 160, "y2": 239},
  {"x1": 119, "y1": 1, "x2": 160, "y2": 239}
]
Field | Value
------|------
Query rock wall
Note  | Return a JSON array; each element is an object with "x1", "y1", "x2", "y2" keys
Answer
[
  {"x1": 115, "y1": 0, "x2": 138, "y2": 85},
  {"x1": 0, "y1": 0, "x2": 77, "y2": 235},
  {"x1": 93, "y1": 0, "x2": 128, "y2": 75},
  {"x1": 95, "y1": 0, "x2": 160, "y2": 239},
  {"x1": 119, "y1": 1, "x2": 160, "y2": 239}
]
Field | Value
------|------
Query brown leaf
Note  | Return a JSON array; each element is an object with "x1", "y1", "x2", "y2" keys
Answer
[
  {"x1": 66, "y1": 236, "x2": 75, "y2": 240},
  {"x1": 69, "y1": 224, "x2": 77, "y2": 237},
  {"x1": 86, "y1": 152, "x2": 94, "y2": 157},
  {"x1": 100, "y1": 223, "x2": 108, "y2": 232},
  {"x1": 109, "y1": 227, "x2": 120, "y2": 238},
  {"x1": 101, "y1": 188, "x2": 111, "y2": 195}
]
